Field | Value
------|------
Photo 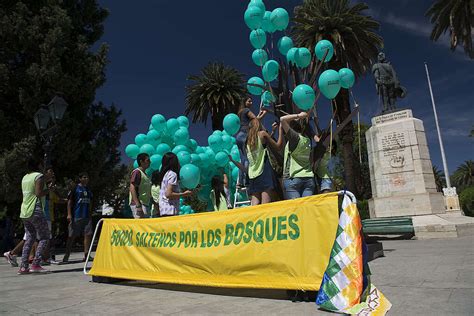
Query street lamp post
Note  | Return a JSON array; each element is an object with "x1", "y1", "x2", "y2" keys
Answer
[{"x1": 33, "y1": 95, "x2": 68, "y2": 169}]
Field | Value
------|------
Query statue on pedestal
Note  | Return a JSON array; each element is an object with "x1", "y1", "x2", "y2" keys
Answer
[{"x1": 372, "y1": 52, "x2": 407, "y2": 113}]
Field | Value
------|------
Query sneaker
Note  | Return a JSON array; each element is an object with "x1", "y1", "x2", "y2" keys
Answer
[
  {"x1": 30, "y1": 264, "x2": 48, "y2": 273},
  {"x1": 4, "y1": 251, "x2": 18, "y2": 267},
  {"x1": 82, "y1": 255, "x2": 94, "y2": 262},
  {"x1": 17, "y1": 267, "x2": 30, "y2": 275},
  {"x1": 49, "y1": 259, "x2": 60, "y2": 265}
]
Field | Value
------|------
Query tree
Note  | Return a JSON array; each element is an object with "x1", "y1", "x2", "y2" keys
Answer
[
  {"x1": 292, "y1": 0, "x2": 383, "y2": 196},
  {"x1": 426, "y1": 0, "x2": 473, "y2": 59},
  {"x1": 185, "y1": 62, "x2": 247, "y2": 131},
  {"x1": 452, "y1": 160, "x2": 474, "y2": 192},
  {"x1": 0, "y1": 1, "x2": 127, "y2": 214},
  {"x1": 432, "y1": 165, "x2": 446, "y2": 192}
]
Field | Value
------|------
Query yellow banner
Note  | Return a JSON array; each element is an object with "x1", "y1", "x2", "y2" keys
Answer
[{"x1": 89, "y1": 193, "x2": 339, "y2": 290}]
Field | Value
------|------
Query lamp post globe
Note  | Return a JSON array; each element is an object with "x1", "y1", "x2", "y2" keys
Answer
[
  {"x1": 33, "y1": 105, "x2": 50, "y2": 132},
  {"x1": 48, "y1": 95, "x2": 68, "y2": 122}
]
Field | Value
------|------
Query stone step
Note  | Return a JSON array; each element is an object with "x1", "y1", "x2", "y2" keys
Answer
[{"x1": 411, "y1": 212, "x2": 474, "y2": 239}]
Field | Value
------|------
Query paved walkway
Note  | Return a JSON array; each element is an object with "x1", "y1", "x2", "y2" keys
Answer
[{"x1": 1, "y1": 236, "x2": 473, "y2": 315}]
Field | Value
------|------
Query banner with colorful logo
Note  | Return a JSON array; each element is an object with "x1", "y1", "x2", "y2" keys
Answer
[{"x1": 89, "y1": 193, "x2": 339, "y2": 290}]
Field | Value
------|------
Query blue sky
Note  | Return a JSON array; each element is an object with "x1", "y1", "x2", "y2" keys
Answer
[{"x1": 95, "y1": 0, "x2": 473, "y2": 175}]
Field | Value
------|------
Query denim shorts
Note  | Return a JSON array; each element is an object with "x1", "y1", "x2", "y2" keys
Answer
[{"x1": 283, "y1": 177, "x2": 315, "y2": 199}]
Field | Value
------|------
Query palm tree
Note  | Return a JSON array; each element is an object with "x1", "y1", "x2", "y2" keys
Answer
[
  {"x1": 185, "y1": 62, "x2": 246, "y2": 131},
  {"x1": 426, "y1": 0, "x2": 473, "y2": 59},
  {"x1": 451, "y1": 160, "x2": 474, "y2": 191},
  {"x1": 432, "y1": 165, "x2": 446, "y2": 192},
  {"x1": 292, "y1": 0, "x2": 383, "y2": 196}
]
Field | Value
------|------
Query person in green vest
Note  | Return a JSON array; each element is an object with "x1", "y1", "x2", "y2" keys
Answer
[
  {"x1": 129, "y1": 153, "x2": 152, "y2": 218},
  {"x1": 316, "y1": 141, "x2": 336, "y2": 193},
  {"x1": 278, "y1": 112, "x2": 320, "y2": 199},
  {"x1": 17, "y1": 158, "x2": 52, "y2": 274},
  {"x1": 243, "y1": 118, "x2": 279, "y2": 205}
]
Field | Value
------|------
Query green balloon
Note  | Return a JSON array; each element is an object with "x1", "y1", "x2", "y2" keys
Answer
[
  {"x1": 177, "y1": 115, "x2": 189, "y2": 128},
  {"x1": 252, "y1": 48, "x2": 268, "y2": 66},
  {"x1": 277, "y1": 36, "x2": 293, "y2": 55},
  {"x1": 295, "y1": 47, "x2": 311, "y2": 68},
  {"x1": 177, "y1": 151, "x2": 191, "y2": 166},
  {"x1": 286, "y1": 47, "x2": 298, "y2": 66},
  {"x1": 338, "y1": 68, "x2": 355, "y2": 89},
  {"x1": 318, "y1": 69, "x2": 341, "y2": 99},
  {"x1": 292, "y1": 84, "x2": 315, "y2": 111},
  {"x1": 315, "y1": 40, "x2": 334, "y2": 62},
  {"x1": 139, "y1": 144, "x2": 155, "y2": 156},
  {"x1": 262, "y1": 59, "x2": 279, "y2": 82},
  {"x1": 244, "y1": 5, "x2": 264, "y2": 30},
  {"x1": 125, "y1": 144, "x2": 140, "y2": 159},
  {"x1": 172, "y1": 145, "x2": 189, "y2": 154},
  {"x1": 156, "y1": 143, "x2": 171, "y2": 155},
  {"x1": 174, "y1": 127, "x2": 189, "y2": 145},
  {"x1": 135, "y1": 134, "x2": 148, "y2": 147},
  {"x1": 215, "y1": 152, "x2": 229, "y2": 168},
  {"x1": 180, "y1": 164, "x2": 201, "y2": 189},
  {"x1": 150, "y1": 154, "x2": 163, "y2": 170},
  {"x1": 186, "y1": 139, "x2": 198, "y2": 152},
  {"x1": 166, "y1": 118, "x2": 180, "y2": 135},
  {"x1": 247, "y1": 0, "x2": 265, "y2": 12},
  {"x1": 261, "y1": 11, "x2": 276, "y2": 33},
  {"x1": 262, "y1": 90, "x2": 276, "y2": 105},
  {"x1": 151, "y1": 114, "x2": 166, "y2": 131},
  {"x1": 249, "y1": 29, "x2": 266, "y2": 49},
  {"x1": 270, "y1": 8, "x2": 289, "y2": 31},
  {"x1": 223, "y1": 113, "x2": 240, "y2": 135},
  {"x1": 247, "y1": 77, "x2": 265, "y2": 96},
  {"x1": 147, "y1": 129, "x2": 161, "y2": 147}
]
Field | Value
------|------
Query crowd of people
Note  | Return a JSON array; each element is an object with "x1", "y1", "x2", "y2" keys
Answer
[
  {"x1": 3, "y1": 96, "x2": 336, "y2": 274},
  {"x1": 3, "y1": 160, "x2": 94, "y2": 274}
]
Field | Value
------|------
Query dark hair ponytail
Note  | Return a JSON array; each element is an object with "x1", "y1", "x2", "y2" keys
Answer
[
  {"x1": 157, "y1": 152, "x2": 180, "y2": 185},
  {"x1": 211, "y1": 175, "x2": 226, "y2": 209}
]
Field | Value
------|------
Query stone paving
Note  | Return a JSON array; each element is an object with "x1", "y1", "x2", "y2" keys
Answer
[{"x1": 1, "y1": 236, "x2": 472, "y2": 315}]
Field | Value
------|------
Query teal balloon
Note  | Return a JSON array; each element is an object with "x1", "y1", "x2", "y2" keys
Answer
[
  {"x1": 262, "y1": 90, "x2": 276, "y2": 105},
  {"x1": 262, "y1": 59, "x2": 279, "y2": 82},
  {"x1": 315, "y1": 40, "x2": 334, "y2": 62},
  {"x1": 177, "y1": 115, "x2": 189, "y2": 128},
  {"x1": 212, "y1": 130, "x2": 223, "y2": 137},
  {"x1": 186, "y1": 139, "x2": 198, "y2": 152},
  {"x1": 150, "y1": 154, "x2": 163, "y2": 170},
  {"x1": 156, "y1": 143, "x2": 171, "y2": 155},
  {"x1": 270, "y1": 8, "x2": 289, "y2": 31},
  {"x1": 125, "y1": 144, "x2": 140, "y2": 159},
  {"x1": 139, "y1": 144, "x2": 155, "y2": 156},
  {"x1": 133, "y1": 160, "x2": 139, "y2": 169},
  {"x1": 172, "y1": 145, "x2": 189, "y2": 154},
  {"x1": 261, "y1": 11, "x2": 276, "y2": 33},
  {"x1": 292, "y1": 84, "x2": 315, "y2": 111},
  {"x1": 190, "y1": 153, "x2": 202, "y2": 167},
  {"x1": 232, "y1": 167, "x2": 239, "y2": 181},
  {"x1": 244, "y1": 5, "x2": 264, "y2": 30},
  {"x1": 295, "y1": 47, "x2": 311, "y2": 68},
  {"x1": 195, "y1": 146, "x2": 205, "y2": 154},
  {"x1": 151, "y1": 114, "x2": 166, "y2": 131},
  {"x1": 286, "y1": 47, "x2": 298, "y2": 65},
  {"x1": 249, "y1": 29, "x2": 266, "y2": 49},
  {"x1": 252, "y1": 49, "x2": 268, "y2": 66},
  {"x1": 215, "y1": 152, "x2": 229, "y2": 168},
  {"x1": 147, "y1": 129, "x2": 161, "y2": 147},
  {"x1": 247, "y1": 0, "x2": 265, "y2": 12},
  {"x1": 222, "y1": 135, "x2": 233, "y2": 151},
  {"x1": 318, "y1": 69, "x2": 341, "y2": 99},
  {"x1": 177, "y1": 151, "x2": 191, "y2": 166},
  {"x1": 247, "y1": 76, "x2": 265, "y2": 96},
  {"x1": 179, "y1": 164, "x2": 201, "y2": 189},
  {"x1": 338, "y1": 68, "x2": 355, "y2": 89},
  {"x1": 230, "y1": 147, "x2": 240, "y2": 161},
  {"x1": 199, "y1": 153, "x2": 209, "y2": 165},
  {"x1": 277, "y1": 36, "x2": 294, "y2": 56},
  {"x1": 166, "y1": 118, "x2": 180, "y2": 135},
  {"x1": 161, "y1": 134, "x2": 175, "y2": 147},
  {"x1": 174, "y1": 127, "x2": 189, "y2": 145},
  {"x1": 223, "y1": 113, "x2": 240, "y2": 135},
  {"x1": 135, "y1": 134, "x2": 148, "y2": 147},
  {"x1": 208, "y1": 134, "x2": 223, "y2": 153}
]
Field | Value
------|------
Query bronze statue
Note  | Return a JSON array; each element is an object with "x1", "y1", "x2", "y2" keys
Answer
[{"x1": 372, "y1": 52, "x2": 407, "y2": 113}]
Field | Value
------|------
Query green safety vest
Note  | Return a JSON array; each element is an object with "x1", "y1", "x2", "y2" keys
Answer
[
  {"x1": 151, "y1": 184, "x2": 160, "y2": 211},
  {"x1": 317, "y1": 151, "x2": 331, "y2": 179},
  {"x1": 246, "y1": 137, "x2": 267, "y2": 179},
  {"x1": 210, "y1": 190, "x2": 228, "y2": 211},
  {"x1": 20, "y1": 172, "x2": 45, "y2": 219},
  {"x1": 284, "y1": 134, "x2": 314, "y2": 178},
  {"x1": 129, "y1": 168, "x2": 152, "y2": 206}
]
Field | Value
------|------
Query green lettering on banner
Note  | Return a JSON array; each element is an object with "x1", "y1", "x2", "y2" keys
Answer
[
  {"x1": 253, "y1": 220, "x2": 264, "y2": 243},
  {"x1": 207, "y1": 229, "x2": 215, "y2": 247},
  {"x1": 214, "y1": 228, "x2": 221, "y2": 246},
  {"x1": 158, "y1": 232, "x2": 166, "y2": 247},
  {"x1": 288, "y1": 214, "x2": 300, "y2": 240},
  {"x1": 200, "y1": 230, "x2": 206, "y2": 248},
  {"x1": 164, "y1": 232, "x2": 171, "y2": 247},
  {"x1": 277, "y1": 216, "x2": 287, "y2": 240},
  {"x1": 191, "y1": 230, "x2": 198, "y2": 248},
  {"x1": 170, "y1": 232, "x2": 177, "y2": 247},
  {"x1": 178, "y1": 231, "x2": 184, "y2": 248},
  {"x1": 233, "y1": 222, "x2": 245, "y2": 245},
  {"x1": 135, "y1": 232, "x2": 141, "y2": 246},
  {"x1": 265, "y1": 217, "x2": 277, "y2": 241},
  {"x1": 152, "y1": 233, "x2": 159, "y2": 247},
  {"x1": 148, "y1": 232, "x2": 155, "y2": 247},
  {"x1": 224, "y1": 224, "x2": 234, "y2": 245},
  {"x1": 184, "y1": 231, "x2": 191, "y2": 248},
  {"x1": 243, "y1": 221, "x2": 254, "y2": 243}
]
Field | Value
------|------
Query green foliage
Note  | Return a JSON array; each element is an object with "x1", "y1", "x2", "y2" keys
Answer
[
  {"x1": 459, "y1": 186, "x2": 474, "y2": 217},
  {"x1": 432, "y1": 165, "x2": 446, "y2": 192},
  {"x1": 185, "y1": 62, "x2": 246, "y2": 131},
  {"x1": 452, "y1": 160, "x2": 474, "y2": 192},
  {"x1": 426, "y1": 0, "x2": 473, "y2": 59},
  {"x1": 357, "y1": 199, "x2": 370, "y2": 220},
  {"x1": 0, "y1": 1, "x2": 127, "y2": 215}
]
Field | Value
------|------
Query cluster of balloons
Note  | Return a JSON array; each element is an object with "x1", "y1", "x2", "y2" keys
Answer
[
  {"x1": 125, "y1": 113, "x2": 243, "y2": 214},
  {"x1": 243, "y1": 1, "x2": 356, "y2": 111}
]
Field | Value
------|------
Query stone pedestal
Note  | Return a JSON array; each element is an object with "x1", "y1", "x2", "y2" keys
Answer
[
  {"x1": 366, "y1": 109, "x2": 445, "y2": 218},
  {"x1": 443, "y1": 187, "x2": 461, "y2": 211}
]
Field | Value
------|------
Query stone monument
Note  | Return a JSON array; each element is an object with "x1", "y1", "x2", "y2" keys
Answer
[{"x1": 366, "y1": 110, "x2": 445, "y2": 217}]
